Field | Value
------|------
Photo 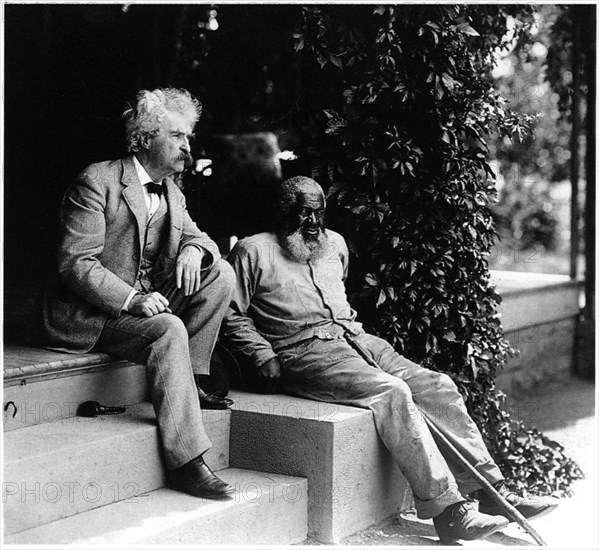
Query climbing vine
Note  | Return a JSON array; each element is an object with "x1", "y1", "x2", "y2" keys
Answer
[{"x1": 292, "y1": 4, "x2": 582, "y2": 496}]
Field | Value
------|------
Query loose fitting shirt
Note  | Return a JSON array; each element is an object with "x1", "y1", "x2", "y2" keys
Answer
[{"x1": 224, "y1": 230, "x2": 363, "y2": 368}]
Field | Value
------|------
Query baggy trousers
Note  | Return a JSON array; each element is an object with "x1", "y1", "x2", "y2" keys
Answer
[
  {"x1": 94, "y1": 259, "x2": 235, "y2": 470},
  {"x1": 277, "y1": 332, "x2": 504, "y2": 519}
]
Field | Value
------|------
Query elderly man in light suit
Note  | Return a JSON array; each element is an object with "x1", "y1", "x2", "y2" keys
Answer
[{"x1": 30, "y1": 88, "x2": 235, "y2": 500}]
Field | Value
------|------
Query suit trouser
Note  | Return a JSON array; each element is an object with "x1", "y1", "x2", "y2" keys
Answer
[
  {"x1": 94, "y1": 259, "x2": 235, "y2": 469},
  {"x1": 276, "y1": 332, "x2": 504, "y2": 519}
]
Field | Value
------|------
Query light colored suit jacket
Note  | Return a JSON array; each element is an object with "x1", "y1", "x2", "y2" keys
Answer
[{"x1": 29, "y1": 156, "x2": 220, "y2": 352}]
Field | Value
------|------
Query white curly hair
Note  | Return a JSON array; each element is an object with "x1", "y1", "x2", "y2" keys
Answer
[{"x1": 122, "y1": 88, "x2": 202, "y2": 153}]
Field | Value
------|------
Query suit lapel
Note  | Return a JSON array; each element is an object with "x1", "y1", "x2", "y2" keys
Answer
[
  {"x1": 121, "y1": 156, "x2": 148, "y2": 252},
  {"x1": 164, "y1": 177, "x2": 184, "y2": 255}
]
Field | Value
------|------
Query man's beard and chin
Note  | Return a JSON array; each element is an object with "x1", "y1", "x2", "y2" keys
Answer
[{"x1": 279, "y1": 226, "x2": 328, "y2": 263}]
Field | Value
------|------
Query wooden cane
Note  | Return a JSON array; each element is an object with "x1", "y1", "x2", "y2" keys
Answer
[
  {"x1": 419, "y1": 410, "x2": 547, "y2": 546},
  {"x1": 343, "y1": 332, "x2": 547, "y2": 546}
]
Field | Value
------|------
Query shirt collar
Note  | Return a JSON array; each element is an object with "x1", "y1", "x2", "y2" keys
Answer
[{"x1": 133, "y1": 155, "x2": 159, "y2": 187}]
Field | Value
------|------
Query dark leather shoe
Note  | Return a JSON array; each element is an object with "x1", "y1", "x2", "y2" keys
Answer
[
  {"x1": 434, "y1": 501, "x2": 509, "y2": 544},
  {"x1": 167, "y1": 456, "x2": 234, "y2": 500},
  {"x1": 197, "y1": 387, "x2": 234, "y2": 410},
  {"x1": 478, "y1": 481, "x2": 559, "y2": 521}
]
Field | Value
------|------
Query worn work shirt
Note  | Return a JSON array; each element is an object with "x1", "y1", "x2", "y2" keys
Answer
[{"x1": 224, "y1": 230, "x2": 363, "y2": 368}]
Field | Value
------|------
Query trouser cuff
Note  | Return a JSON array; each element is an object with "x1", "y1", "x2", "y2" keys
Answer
[
  {"x1": 456, "y1": 462, "x2": 505, "y2": 497},
  {"x1": 414, "y1": 484, "x2": 464, "y2": 519}
]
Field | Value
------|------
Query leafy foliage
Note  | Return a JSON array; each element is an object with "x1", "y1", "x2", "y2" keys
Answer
[
  {"x1": 487, "y1": 6, "x2": 570, "y2": 264},
  {"x1": 292, "y1": 4, "x2": 582, "y2": 496}
]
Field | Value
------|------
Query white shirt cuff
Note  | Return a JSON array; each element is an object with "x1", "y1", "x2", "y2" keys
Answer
[{"x1": 122, "y1": 289, "x2": 138, "y2": 312}]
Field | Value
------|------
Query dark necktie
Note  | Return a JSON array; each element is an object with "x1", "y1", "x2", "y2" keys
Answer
[{"x1": 146, "y1": 182, "x2": 163, "y2": 196}]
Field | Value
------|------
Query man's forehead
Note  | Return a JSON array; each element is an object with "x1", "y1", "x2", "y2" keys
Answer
[
  {"x1": 296, "y1": 191, "x2": 325, "y2": 207},
  {"x1": 162, "y1": 111, "x2": 193, "y2": 133}
]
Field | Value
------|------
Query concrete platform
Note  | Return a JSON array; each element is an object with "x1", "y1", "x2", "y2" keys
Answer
[
  {"x1": 4, "y1": 468, "x2": 308, "y2": 545},
  {"x1": 491, "y1": 270, "x2": 581, "y2": 329},
  {"x1": 3, "y1": 402, "x2": 230, "y2": 535},
  {"x1": 228, "y1": 389, "x2": 412, "y2": 543},
  {"x1": 3, "y1": 344, "x2": 148, "y2": 431},
  {"x1": 491, "y1": 270, "x2": 583, "y2": 394}
]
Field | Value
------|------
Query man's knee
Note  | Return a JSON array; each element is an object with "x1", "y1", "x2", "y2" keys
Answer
[
  {"x1": 376, "y1": 377, "x2": 423, "y2": 420},
  {"x1": 385, "y1": 376, "x2": 413, "y2": 400},
  {"x1": 152, "y1": 314, "x2": 188, "y2": 345},
  {"x1": 218, "y1": 259, "x2": 236, "y2": 288},
  {"x1": 434, "y1": 371, "x2": 458, "y2": 393},
  {"x1": 206, "y1": 259, "x2": 235, "y2": 299}
]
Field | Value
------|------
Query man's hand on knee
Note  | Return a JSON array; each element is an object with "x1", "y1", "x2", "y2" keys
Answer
[
  {"x1": 129, "y1": 292, "x2": 172, "y2": 317},
  {"x1": 176, "y1": 246, "x2": 203, "y2": 296},
  {"x1": 256, "y1": 357, "x2": 282, "y2": 394}
]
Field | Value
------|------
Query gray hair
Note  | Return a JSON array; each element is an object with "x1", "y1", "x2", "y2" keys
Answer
[
  {"x1": 276, "y1": 176, "x2": 325, "y2": 216},
  {"x1": 122, "y1": 88, "x2": 202, "y2": 152}
]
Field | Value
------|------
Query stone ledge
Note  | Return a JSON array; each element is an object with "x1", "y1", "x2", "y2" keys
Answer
[
  {"x1": 498, "y1": 317, "x2": 576, "y2": 395},
  {"x1": 3, "y1": 402, "x2": 230, "y2": 535},
  {"x1": 3, "y1": 344, "x2": 124, "y2": 386},
  {"x1": 491, "y1": 270, "x2": 582, "y2": 328},
  {"x1": 3, "y1": 355, "x2": 148, "y2": 431},
  {"x1": 4, "y1": 469, "x2": 308, "y2": 546},
  {"x1": 227, "y1": 389, "x2": 412, "y2": 543}
]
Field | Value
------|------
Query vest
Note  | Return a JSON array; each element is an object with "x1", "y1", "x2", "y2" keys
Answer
[{"x1": 135, "y1": 195, "x2": 170, "y2": 292}]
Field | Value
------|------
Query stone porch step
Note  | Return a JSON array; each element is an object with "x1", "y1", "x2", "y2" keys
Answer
[
  {"x1": 3, "y1": 343, "x2": 415, "y2": 543},
  {"x1": 228, "y1": 389, "x2": 413, "y2": 543},
  {"x1": 4, "y1": 468, "x2": 308, "y2": 545},
  {"x1": 3, "y1": 344, "x2": 148, "y2": 431},
  {"x1": 3, "y1": 402, "x2": 230, "y2": 536}
]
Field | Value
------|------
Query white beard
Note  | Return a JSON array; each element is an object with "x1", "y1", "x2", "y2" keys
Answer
[{"x1": 279, "y1": 228, "x2": 328, "y2": 263}]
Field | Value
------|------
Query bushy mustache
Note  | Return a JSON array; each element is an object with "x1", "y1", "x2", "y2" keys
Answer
[{"x1": 177, "y1": 152, "x2": 194, "y2": 168}]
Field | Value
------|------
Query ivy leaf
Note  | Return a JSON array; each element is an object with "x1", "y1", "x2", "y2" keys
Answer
[
  {"x1": 441, "y1": 73, "x2": 457, "y2": 91},
  {"x1": 364, "y1": 273, "x2": 379, "y2": 287},
  {"x1": 330, "y1": 55, "x2": 343, "y2": 69},
  {"x1": 457, "y1": 22, "x2": 480, "y2": 37}
]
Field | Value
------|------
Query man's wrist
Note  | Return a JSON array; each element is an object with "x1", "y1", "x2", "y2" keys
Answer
[
  {"x1": 122, "y1": 289, "x2": 139, "y2": 312},
  {"x1": 182, "y1": 243, "x2": 214, "y2": 270},
  {"x1": 182, "y1": 243, "x2": 203, "y2": 256}
]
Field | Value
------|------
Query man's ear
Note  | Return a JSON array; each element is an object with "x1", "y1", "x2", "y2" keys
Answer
[{"x1": 140, "y1": 134, "x2": 152, "y2": 150}]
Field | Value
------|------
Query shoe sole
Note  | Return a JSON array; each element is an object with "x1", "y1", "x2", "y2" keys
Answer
[
  {"x1": 438, "y1": 518, "x2": 509, "y2": 544},
  {"x1": 479, "y1": 502, "x2": 559, "y2": 523},
  {"x1": 199, "y1": 401, "x2": 233, "y2": 410}
]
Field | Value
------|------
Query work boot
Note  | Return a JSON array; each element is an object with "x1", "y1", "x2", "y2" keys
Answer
[
  {"x1": 478, "y1": 481, "x2": 559, "y2": 521},
  {"x1": 433, "y1": 501, "x2": 509, "y2": 544}
]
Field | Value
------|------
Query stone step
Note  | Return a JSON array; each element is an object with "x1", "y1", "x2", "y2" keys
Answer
[
  {"x1": 228, "y1": 389, "x2": 413, "y2": 543},
  {"x1": 4, "y1": 468, "x2": 308, "y2": 545},
  {"x1": 3, "y1": 344, "x2": 149, "y2": 431},
  {"x1": 3, "y1": 402, "x2": 230, "y2": 536}
]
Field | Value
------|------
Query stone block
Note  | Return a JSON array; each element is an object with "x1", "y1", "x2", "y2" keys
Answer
[
  {"x1": 228, "y1": 390, "x2": 411, "y2": 543},
  {"x1": 498, "y1": 318, "x2": 576, "y2": 395}
]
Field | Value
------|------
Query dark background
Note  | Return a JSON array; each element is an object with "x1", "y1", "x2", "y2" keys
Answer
[{"x1": 4, "y1": 4, "x2": 303, "y2": 285}]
